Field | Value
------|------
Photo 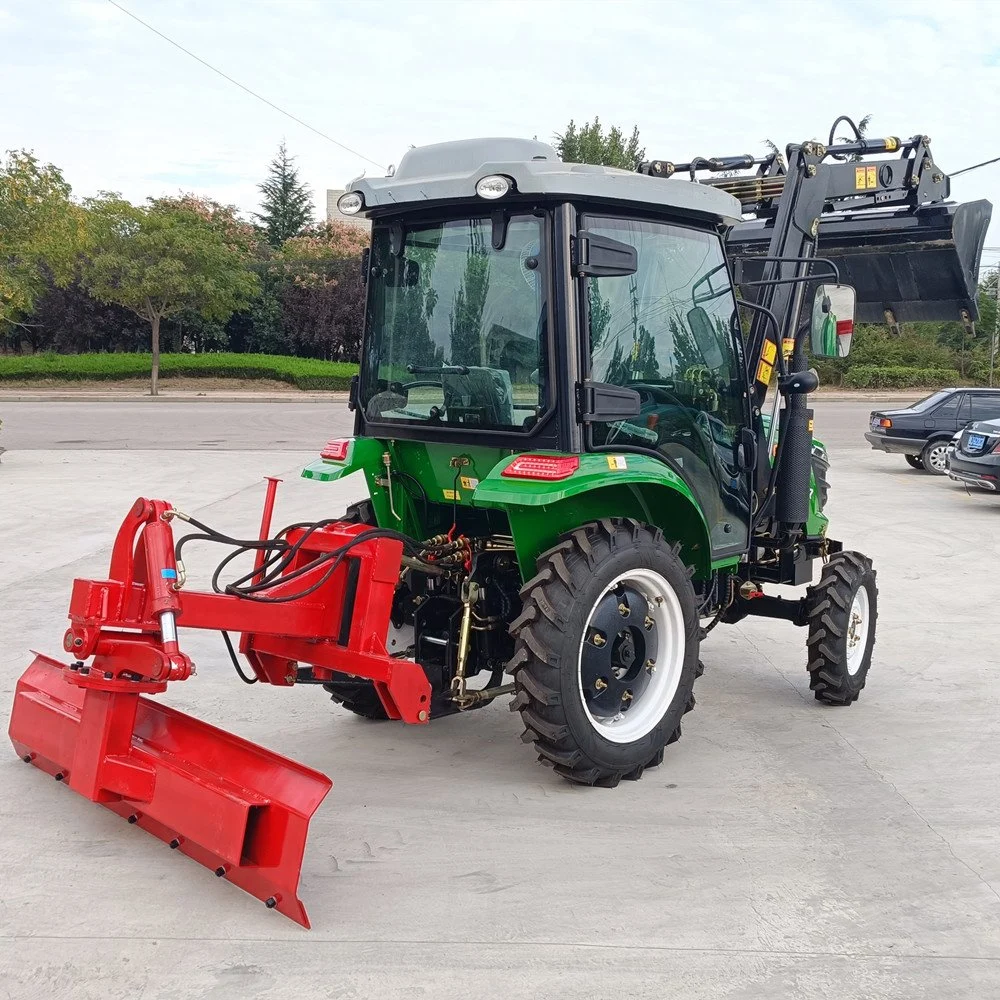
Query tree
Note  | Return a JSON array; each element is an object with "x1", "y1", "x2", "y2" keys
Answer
[
  {"x1": 554, "y1": 118, "x2": 644, "y2": 169},
  {"x1": 449, "y1": 249, "x2": 491, "y2": 365},
  {"x1": 255, "y1": 141, "x2": 314, "y2": 248},
  {"x1": 277, "y1": 221, "x2": 371, "y2": 359},
  {"x1": 0, "y1": 150, "x2": 84, "y2": 338},
  {"x1": 82, "y1": 194, "x2": 259, "y2": 394}
]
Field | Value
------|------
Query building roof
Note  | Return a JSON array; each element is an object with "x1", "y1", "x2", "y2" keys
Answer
[{"x1": 345, "y1": 138, "x2": 742, "y2": 225}]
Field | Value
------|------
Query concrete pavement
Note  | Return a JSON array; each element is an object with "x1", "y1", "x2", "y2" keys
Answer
[{"x1": 0, "y1": 399, "x2": 998, "y2": 999}]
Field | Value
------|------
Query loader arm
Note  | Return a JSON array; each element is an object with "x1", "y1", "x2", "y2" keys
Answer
[{"x1": 643, "y1": 130, "x2": 991, "y2": 550}]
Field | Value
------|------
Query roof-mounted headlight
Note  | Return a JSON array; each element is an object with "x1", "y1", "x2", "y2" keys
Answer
[
  {"x1": 337, "y1": 191, "x2": 364, "y2": 215},
  {"x1": 475, "y1": 174, "x2": 511, "y2": 200}
]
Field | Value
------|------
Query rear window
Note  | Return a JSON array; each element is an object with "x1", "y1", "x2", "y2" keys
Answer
[{"x1": 911, "y1": 390, "x2": 950, "y2": 412}]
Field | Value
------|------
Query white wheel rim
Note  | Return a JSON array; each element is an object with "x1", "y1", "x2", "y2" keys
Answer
[
  {"x1": 927, "y1": 444, "x2": 947, "y2": 472},
  {"x1": 577, "y1": 568, "x2": 685, "y2": 744},
  {"x1": 845, "y1": 586, "x2": 871, "y2": 676}
]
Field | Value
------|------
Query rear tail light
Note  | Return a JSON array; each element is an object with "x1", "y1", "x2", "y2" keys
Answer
[
  {"x1": 992, "y1": 440, "x2": 1000, "y2": 455},
  {"x1": 880, "y1": 418, "x2": 892, "y2": 429},
  {"x1": 502, "y1": 454, "x2": 580, "y2": 481},
  {"x1": 321, "y1": 438, "x2": 351, "y2": 461}
]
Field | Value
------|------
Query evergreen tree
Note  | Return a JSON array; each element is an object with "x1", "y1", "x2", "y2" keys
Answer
[
  {"x1": 555, "y1": 118, "x2": 644, "y2": 169},
  {"x1": 254, "y1": 141, "x2": 314, "y2": 248}
]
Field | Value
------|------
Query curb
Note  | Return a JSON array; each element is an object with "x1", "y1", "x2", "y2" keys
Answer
[{"x1": 0, "y1": 391, "x2": 352, "y2": 403}]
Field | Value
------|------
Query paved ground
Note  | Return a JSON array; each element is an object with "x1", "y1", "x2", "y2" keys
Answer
[{"x1": 1, "y1": 398, "x2": 998, "y2": 999}]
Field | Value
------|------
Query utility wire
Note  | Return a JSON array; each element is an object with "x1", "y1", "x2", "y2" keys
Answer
[
  {"x1": 105, "y1": 0, "x2": 385, "y2": 171},
  {"x1": 952, "y1": 155, "x2": 1000, "y2": 177}
]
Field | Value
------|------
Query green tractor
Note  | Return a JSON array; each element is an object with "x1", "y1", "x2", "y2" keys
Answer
[
  {"x1": 12, "y1": 121, "x2": 991, "y2": 925},
  {"x1": 302, "y1": 123, "x2": 989, "y2": 786}
]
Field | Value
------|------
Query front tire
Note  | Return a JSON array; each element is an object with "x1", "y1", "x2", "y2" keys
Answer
[
  {"x1": 508, "y1": 519, "x2": 701, "y2": 787},
  {"x1": 806, "y1": 552, "x2": 878, "y2": 705},
  {"x1": 920, "y1": 439, "x2": 948, "y2": 475},
  {"x1": 904, "y1": 454, "x2": 924, "y2": 470}
]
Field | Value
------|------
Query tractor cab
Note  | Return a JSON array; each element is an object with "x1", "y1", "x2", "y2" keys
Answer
[{"x1": 335, "y1": 138, "x2": 755, "y2": 559}]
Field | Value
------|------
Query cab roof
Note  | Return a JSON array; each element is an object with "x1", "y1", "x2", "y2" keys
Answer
[{"x1": 346, "y1": 138, "x2": 742, "y2": 225}]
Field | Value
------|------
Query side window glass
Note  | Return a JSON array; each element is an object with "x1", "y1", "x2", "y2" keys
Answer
[
  {"x1": 585, "y1": 217, "x2": 748, "y2": 552},
  {"x1": 970, "y1": 395, "x2": 1000, "y2": 421},
  {"x1": 932, "y1": 395, "x2": 960, "y2": 420}
]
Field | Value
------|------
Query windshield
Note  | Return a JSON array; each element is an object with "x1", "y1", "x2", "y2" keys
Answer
[
  {"x1": 360, "y1": 215, "x2": 547, "y2": 431},
  {"x1": 910, "y1": 390, "x2": 951, "y2": 412}
]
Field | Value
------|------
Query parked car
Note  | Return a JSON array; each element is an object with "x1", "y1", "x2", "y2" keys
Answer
[
  {"x1": 947, "y1": 417, "x2": 1000, "y2": 491},
  {"x1": 865, "y1": 388, "x2": 1000, "y2": 475}
]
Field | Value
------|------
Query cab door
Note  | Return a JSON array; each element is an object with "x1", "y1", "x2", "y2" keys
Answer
[{"x1": 579, "y1": 214, "x2": 751, "y2": 557}]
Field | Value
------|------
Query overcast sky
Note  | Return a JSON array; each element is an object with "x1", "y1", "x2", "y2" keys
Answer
[{"x1": 2, "y1": 0, "x2": 999, "y2": 268}]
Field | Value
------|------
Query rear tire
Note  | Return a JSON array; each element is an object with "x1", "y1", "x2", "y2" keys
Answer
[
  {"x1": 508, "y1": 518, "x2": 701, "y2": 787},
  {"x1": 806, "y1": 552, "x2": 877, "y2": 705},
  {"x1": 324, "y1": 678, "x2": 390, "y2": 720},
  {"x1": 904, "y1": 454, "x2": 924, "y2": 470},
  {"x1": 920, "y1": 439, "x2": 949, "y2": 475}
]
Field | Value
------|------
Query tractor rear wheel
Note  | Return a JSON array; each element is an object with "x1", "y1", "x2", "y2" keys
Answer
[
  {"x1": 323, "y1": 677, "x2": 390, "y2": 720},
  {"x1": 806, "y1": 551, "x2": 878, "y2": 705},
  {"x1": 508, "y1": 519, "x2": 701, "y2": 787}
]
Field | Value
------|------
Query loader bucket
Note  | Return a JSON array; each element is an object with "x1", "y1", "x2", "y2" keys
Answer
[
  {"x1": 730, "y1": 199, "x2": 992, "y2": 324},
  {"x1": 10, "y1": 653, "x2": 332, "y2": 928}
]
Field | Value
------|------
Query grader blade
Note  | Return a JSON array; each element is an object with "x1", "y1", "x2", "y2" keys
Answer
[{"x1": 10, "y1": 652, "x2": 332, "y2": 928}]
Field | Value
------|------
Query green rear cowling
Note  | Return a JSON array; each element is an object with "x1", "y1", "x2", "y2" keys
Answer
[{"x1": 302, "y1": 434, "x2": 829, "y2": 581}]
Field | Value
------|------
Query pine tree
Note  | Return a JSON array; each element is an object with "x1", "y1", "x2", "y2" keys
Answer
[{"x1": 254, "y1": 141, "x2": 314, "y2": 248}]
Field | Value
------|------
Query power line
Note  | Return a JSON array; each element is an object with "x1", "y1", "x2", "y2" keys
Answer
[
  {"x1": 952, "y1": 155, "x2": 1000, "y2": 177},
  {"x1": 105, "y1": 0, "x2": 385, "y2": 171}
]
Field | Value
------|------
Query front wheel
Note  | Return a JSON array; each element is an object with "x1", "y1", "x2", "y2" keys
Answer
[
  {"x1": 904, "y1": 454, "x2": 924, "y2": 470},
  {"x1": 806, "y1": 552, "x2": 878, "y2": 705},
  {"x1": 508, "y1": 519, "x2": 701, "y2": 787},
  {"x1": 920, "y1": 439, "x2": 949, "y2": 475}
]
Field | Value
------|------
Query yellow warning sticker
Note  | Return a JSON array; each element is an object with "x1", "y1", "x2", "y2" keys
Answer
[
  {"x1": 808, "y1": 419, "x2": 814, "y2": 432},
  {"x1": 855, "y1": 166, "x2": 866, "y2": 190},
  {"x1": 782, "y1": 338, "x2": 796, "y2": 359},
  {"x1": 606, "y1": 455, "x2": 627, "y2": 470},
  {"x1": 866, "y1": 165, "x2": 878, "y2": 189},
  {"x1": 762, "y1": 339, "x2": 777, "y2": 364},
  {"x1": 459, "y1": 476, "x2": 479, "y2": 490},
  {"x1": 443, "y1": 489, "x2": 460, "y2": 500},
  {"x1": 756, "y1": 360, "x2": 773, "y2": 384}
]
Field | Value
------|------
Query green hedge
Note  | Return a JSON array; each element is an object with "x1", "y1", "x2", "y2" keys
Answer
[
  {"x1": 843, "y1": 365, "x2": 960, "y2": 389},
  {"x1": 0, "y1": 353, "x2": 359, "y2": 390}
]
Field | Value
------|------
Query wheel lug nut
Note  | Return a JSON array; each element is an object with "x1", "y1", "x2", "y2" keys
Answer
[
  {"x1": 591, "y1": 631, "x2": 606, "y2": 647},
  {"x1": 622, "y1": 690, "x2": 633, "y2": 704},
  {"x1": 646, "y1": 658, "x2": 656, "y2": 673},
  {"x1": 595, "y1": 678, "x2": 608, "y2": 691},
  {"x1": 618, "y1": 603, "x2": 629, "y2": 617},
  {"x1": 643, "y1": 615, "x2": 654, "y2": 630}
]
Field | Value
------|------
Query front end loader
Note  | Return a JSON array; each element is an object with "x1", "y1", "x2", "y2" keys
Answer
[{"x1": 10, "y1": 120, "x2": 991, "y2": 926}]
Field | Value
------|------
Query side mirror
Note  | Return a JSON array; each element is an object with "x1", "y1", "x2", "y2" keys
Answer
[
  {"x1": 573, "y1": 231, "x2": 638, "y2": 277},
  {"x1": 810, "y1": 284, "x2": 856, "y2": 357},
  {"x1": 687, "y1": 306, "x2": 725, "y2": 370}
]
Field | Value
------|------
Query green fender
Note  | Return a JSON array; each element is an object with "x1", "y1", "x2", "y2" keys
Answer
[
  {"x1": 472, "y1": 453, "x2": 715, "y2": 581},
  {"x1": 301, "y1": 437, "x2": 417, "y2": 533}
]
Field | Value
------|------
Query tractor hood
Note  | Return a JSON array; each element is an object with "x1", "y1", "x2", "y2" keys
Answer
[{"x1": 344, "y1": 137, "x2": 742, "y2": 225}]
